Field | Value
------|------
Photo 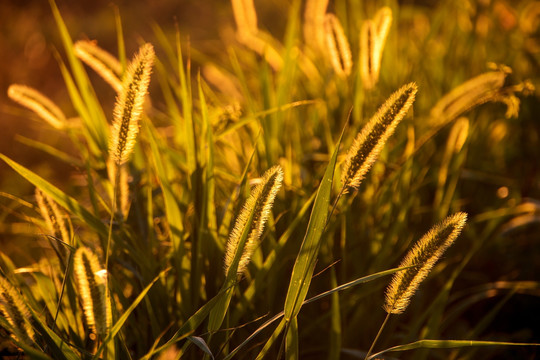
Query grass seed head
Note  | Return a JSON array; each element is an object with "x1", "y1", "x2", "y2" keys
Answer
[
  {"x1": 109, "y1": 43, "x2": 155, "y2": 165},
  {"x1": 324, "y1": 13, "x2": 353, "y2": 77},
  {"x1": 35, "y1": 188, "x2": 71, "y2": 252},
  {"x1": 8, "y1": 84, "x2": 66, "y2": 129},
  {"x1": 384, "y1": 212, "x2": 468, "y2": 314},
  {"x1": 304, "y1": 0, "x2": 330, "y2": 52},
  {"x1": 232, "y1": 0, "x2": 258, "y2": 35},
  {"x1": 224, "y1": 165, "x2": 283, "y2": 276},
  {"x1": 74, "y1": 40, "x2": 123, "y2": 93},
  {"x1": 341, "y1": 82, "x2": 418, "y2": 191},
  {"x1": 74, "y1": 247, "x2": 110, "y2": 336},
  {"x1": 0, "y1": 277, "x2": 35, "y2": 345}
]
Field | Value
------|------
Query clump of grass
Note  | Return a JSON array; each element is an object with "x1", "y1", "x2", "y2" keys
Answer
[{"x1": 0, "y1": 1, "x2": 538, "y2": 359}]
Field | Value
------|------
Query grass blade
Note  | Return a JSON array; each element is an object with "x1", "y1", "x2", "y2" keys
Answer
[{"x1": 368, "y1": 339, "x2": 540, "y2": 360}]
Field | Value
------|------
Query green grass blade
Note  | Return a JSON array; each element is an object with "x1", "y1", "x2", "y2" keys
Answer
[
  {"x1": 188, "y1": 336, "x2": 214, "y2": 359},
  {"x1": 15, "y1": 135, "x2": 83, "y2": 168},
  {"x1": 49, "y1": 0, "x2": 108, "y2": 152},
  {"x1": 283, "y1": 131, "x2": 343, "y2": 320},
  {"x1": 253, "y1": 318, "x2": 287, "y2": 360},
  {"x1": 0, "y1": 154, "x2": 108, "y2": 237},
  {"x1": 94, "y1": 268, "x2": 170, "y2": 359},
  {"x1": 285, "y1": 317, "x2": 299, "y2": 360},
  {"x1": 368, "y1": 339, "x2": 540, "y2": 360},
  {"x1": 141, "y1": 290, "x2": 226, "y2": 359},
  {"x1": 28, "y1": 307, "x2": 80, "y2": 360}
]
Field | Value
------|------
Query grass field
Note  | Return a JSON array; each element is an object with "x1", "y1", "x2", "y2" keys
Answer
[{"x1": 0, "y1": 0, "x2": 539, "y2": 359}]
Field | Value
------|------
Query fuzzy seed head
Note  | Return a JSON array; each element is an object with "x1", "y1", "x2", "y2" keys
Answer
[
  {"x1": 8, "y1": 84, "x2": 66, "y2": 129},
  {"x1": 74, "y1": 40, "x2": 123, "y2": 93},
  {"x1": 232, "y1": 0, "x2": 258, "y2": 35},
  {"x1": 384, "y1": 212, "x2": 467, "y2": 314},
  {"x1": 109, "y1": 43, "x2": 155, "y2": 165},
  {"x1": 0, "y1": 277, "x2": 35, "y2": 344},
  {"x1": 430, "y1": 71, "x2": 506, "y2": 126},
  {"x1": 324, "y1": 13, "x2": 353, "y2": 77},
  {"x1": 341, "y1": 82, "x2": 417, "y2": 191},
  {"x1": 224, "y1": 166, "x2": 283, "y2": 276},
  {"x1": 74, "y1": 247, "x2": 110, "y2": 336},
  {"x1": 360, "y1": 7, "x2": 393, "y2": 90},
  {"x1": 35, "y1": 188, "x2": 71, "y2": 253},
  {"x1": 304, "y1": 0, "x2": 330, "y2": 52}
]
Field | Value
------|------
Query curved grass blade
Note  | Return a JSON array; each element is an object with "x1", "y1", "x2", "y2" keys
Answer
[
  {"x1": 283, "y1": 129, "x2": 343, "y2": 321},
  {"x1": 93, "y1": 268, "x2": 170, "y2": 359},
  {"x1": 368, "y1": 340, "x2": 540, "y2": 360},
  {"x1": 0, "y1": 154, "x2": 108, "y2": 237},
  {"x1": 224, "y1": 265, "x2": 411, "y2": 359}
]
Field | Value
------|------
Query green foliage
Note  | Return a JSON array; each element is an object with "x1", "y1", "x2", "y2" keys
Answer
[{"x1": 1, "y1": 0, "x2": 539, "y2": 359}]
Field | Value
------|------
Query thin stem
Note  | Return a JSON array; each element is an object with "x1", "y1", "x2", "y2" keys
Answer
[
  {"x1": 52, "y1": 249, "x2": 73, "y2": 333},
  {"x1": 365, "y1": 312, "x2": 391, "y2": 360},
  {"x1": 105, "y1": 163, "x2": 120, "y2": 272}
]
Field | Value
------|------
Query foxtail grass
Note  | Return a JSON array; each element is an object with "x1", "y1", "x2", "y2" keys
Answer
[
  {"x1": 8, "y1": 84, "x2": 66, "y2": 129},
  {"x1": 365, "y1": 212, "x2": 468, "y2": 360},
  {"x1": 384, "y1": 212, "x2": 468, "y2": 314},
  {"x1": 74, "y1": 40, "x2": 123, "y2": 92},
  {"x1": 0, "y1": 277, "x2": 35, "y2": 345},
  {"x1": 224, "y1": 165, "x2": 284, "y2": 276},
  {"x1": 303, "y1": 0, "x2": 329, "y2": 53},
  {"x1": 35, "y1": 188, "x2": 70, "y2": 257},
  {"x1": 231, "y1": 0, "x2": 258, "y2": 35},
  {"x1": 73, "y1": 247, "x2": 110, "y2": 337},
  {"x1": 341, "y1": 82, "x2": 417, "y2": 191},
  {"x1": 109, "y1": 43, "x2": 155, "y2": 166},
  {"x1": 360, "y1": 7, "x2": 392, "y2": 90},
  {"x1": 324, "y1": 13, "x2": 352, "y2": 77},
  {"x1": 429, "y1": 70, "x2": 507, "y2": 126}
]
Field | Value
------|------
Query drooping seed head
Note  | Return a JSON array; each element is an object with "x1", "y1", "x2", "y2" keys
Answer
[
  {"x1": 430, "y1": 70, "x2": 507, "y2": 127},
  {"x1": 74, "y1": 40, "x2": 123, "y2": 93},
  {"x1": 8, "y1": 84, "x2": 66, "y2": 129},
  {"x1": 341, "y1": 82, "x2": 417, "y2": 191},
  {"x1": 384, "y1": 212, "x2": 467, "y2": 314}
]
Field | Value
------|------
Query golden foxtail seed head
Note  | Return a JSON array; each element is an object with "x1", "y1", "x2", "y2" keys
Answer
[
  {"x1": 341, "y1": 82, "x2": 417, "y2": 191},
  {"x1": 8, "y1": 84, "x2": 66, "y2": 129},
  {"x1": 74, "y1": 40, "x2": 123, "y2": 93},
  {"x1": 224, "y1": 166, "x2": 283, "y2": 276},
  {"x1": 0, "y1": 277, "x2": 35, "y2": 344},
  {"x1": 384, "y1": 212, "x2": 467, "y2": 314},
  {"x1": 324, "y1": 13, "x2": 353, "y2": 77},
  {"x1": 35, "y1": 188, "x2": 71, "y2": 256},
  {"x1": 74, "y1": 247, "x2": 110, "y2": 336},
  {"x1": 109, "y1": 43, "x2": 155, "y2": 165}
]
